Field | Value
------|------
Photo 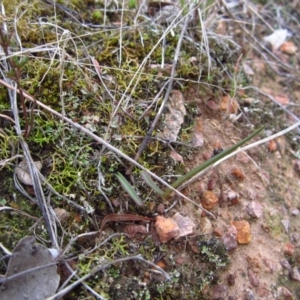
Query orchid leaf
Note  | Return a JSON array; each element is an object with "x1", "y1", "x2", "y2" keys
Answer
[
  {"x1": 116, "y1": 172, "x2": 144, "y2": 206},
  {"x1": 141, "y1": 171, "x2": 164, "y2": 196},
  {"x1": 163, "y1": 126, "x2": 264, "y2": 197}
]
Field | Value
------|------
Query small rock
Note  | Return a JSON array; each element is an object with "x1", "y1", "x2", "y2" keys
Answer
[
  {"x1": 54, "y1": 208, "x2": 70, "y2": 223},
  {"x1": 172, "y1": 213, "x2": 196, "y2": 238},
  {"x1": 281, "y1": 220, "x2": 289, "y2": 233},
  {"x1": 201, "y1": 190, "x2": 218, "y2": 210},
  {"x1": 213, "y1": 227, "x2": 223, "y2": 237},
  {"x1": 175, "y1": 253, "x2": 189, "y2": 265},
  {"x1": 262, "y1": 257, "x2": 276, "y2": 273},
  {"x1": 15, "y1": 160, "x2": 43, "y2": 185},
  {"x1": 291, "y1": 208, "x2": 299, "y2": 216},
  {"x1": 283, "y1": 242, "x2": 295, "y2": 256},
  {"x1": 154, "y1": 216, "x2": 180, "y2": 243},
  {"x1": 244, "y1": 289, "x2": 255, "y2": 300},
  {"x1": 211, "y1": 284, "x2": 228, "y2": 300},
  {"x1": 222, "y1": 226, "x2": 238, "y2": 252},
  {"x1": 156, "y1": 259, "x2": 167, "y2": 270},
  {"x1": 277, "y1": 286, "x2": 293, "y2": 300},
  {"x1": 191, "y1": 132, "x2": 204, "y2": 147},
  {"x1": 231, "y1": 220, "x2": 251, "y2": 244},
  {"x1": 227, "y1": 273, "x2": 236, "y2": 286},
  {"x1": 290, "y1": 232, "x2": 299, "y2": 243},
  {"x1": 280, "y1": 259, "x2": 291, "y2": 271},
  {"x1": 231, "y1": 167, "x2": 246, "y2": 181},
  {"x1": 294, "y1": 160, "x2": 300, "y2": 176},
  {"x1": 290, "y1": 266, "x2": 300, "y2": 282},
  {"x1": 280, "y1": 41, "x2": 298, "y2": 55},
  {"x1": 156, "y1": 203, "x2": 165, "y2": 215},
  {"x1": 170, "y1": 150, "x2": 184, "y2": 163},
  {"x1": 248, "y1": 269, "x2": 259, "y2": 287},
  {"x1": 246, "y1": 201, "x2": 263, "y2": 218},
  {"x1": 123, "y1": 224, "x2": 147, "y2": 238},
  {"x1": 227, "y1": 190, "x2": 238, "y2": 202},
  {"x1": 111, "y1": 198, "x2": 121, "y2": 207},
  {"x1": 268, "y1": 139, "x2": 277, "y2": 152},
  {"x1": 206, "y1": 100, "x2": 219, "y2": 110},
  {"x1": 199, "y1": 217, "x2": 213, "y2": 235}
]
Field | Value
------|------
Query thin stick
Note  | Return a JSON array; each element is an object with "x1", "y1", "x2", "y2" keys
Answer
[
  {"x1": 46, "y1": 254, "x2": 170, "y2": 300},
  {"x1": 0, "y1": 79, "x2": 215, "y2": 218}
]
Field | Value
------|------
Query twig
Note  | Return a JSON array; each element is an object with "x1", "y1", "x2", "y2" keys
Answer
[
  {"x1": 0, "y1": 262, "x2": 58, "y2": 284},
  {"x1": 46, "y1": 254, "x2": 170, "y2": 300},
  {"x1": 0, "y1": 79, "x2": 216, "y2": 218}
]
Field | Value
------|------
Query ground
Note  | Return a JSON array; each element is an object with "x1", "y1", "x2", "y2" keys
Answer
[{"x1": 0, "y1": 0, "x2": 300, "y2": 299}]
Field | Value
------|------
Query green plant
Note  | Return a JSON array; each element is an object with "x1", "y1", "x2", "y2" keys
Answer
[{"x1": 116, "y1": 126, "x2": 264, "y2": 204}]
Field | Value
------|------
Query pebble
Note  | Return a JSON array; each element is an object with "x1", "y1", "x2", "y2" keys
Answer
[
  {"x1": 247, "y1": 269, "x2": 259, "y2": 287},
  {"x1": 54, "y1": 208, "x2": 70, "y2": 223},
  {"x1": 201, "y1": 190, "x2": 219, "y2": 210},
  {"x1": 294, "y1": 160, "x2": 300, "y2": 176},
  {"x1": 277, "y1": 286, "x2": 293, "y2": 300},
  {"x1": 290, "y1": 232, "x2": 299, "y2": 243},
  {"x1": 199, "y1": 216, "x2": 213, "y2": 235},
  {"x1": 231, "y1": 220, "x2": 251, "y2": 244},
  {"x1": 281, "y1": 219, "x2": 289, "y2": 233},
  {"x1": 156, "y1": 203, "x2": 165, "y2": 215},
  {"x1": 154, "y1": 216, "x2": 180, "y2": 243},
  {"x1": 283, "y1": 242, "x2": 295, "y2": 256},
  {"x1": 172, "y1": 212, "x2": 196, "y2": 238},
  {"x1": 246, "y1": 201, "x2": 263, "y2": 218},
  {"x1": 15, "y1": 160, "x2": 42, "y2": 185},
  {"x1": 227, "y1": 273, "x2": 236, "y2": 286},
  {"x1": 211, "y1": 284, "x2": 228, "y2": 300},
  {"x1": 280, "y1": 259, "x2": 291, "y2": 271},
  {"x1": 290, "y1": 208, "x2": 299, "y2": 216},
  {"x1": 244, "y1": 289, "x2": 255, "y2": 300},
  {"x1": 222, "y1": 231, "x2": 238, "y2": 251},
  {"x1": 290, "y1": 266, "x2": 300, "y2": 282}
]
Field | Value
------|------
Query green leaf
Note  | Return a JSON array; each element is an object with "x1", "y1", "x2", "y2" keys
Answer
[
  {"x1": 163, "y1": 126, "x2": 264, "y2": 197},
  {"x1": 141, "y1": 171, "x2": 164, "y2": 196},
  {"x1": 116, "y1": 172, "x2": 144, "y2": 206}
]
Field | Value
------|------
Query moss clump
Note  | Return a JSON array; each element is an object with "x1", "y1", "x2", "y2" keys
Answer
[{"x1": 198, "y1": 237, "x2": 230, "y2": 270}]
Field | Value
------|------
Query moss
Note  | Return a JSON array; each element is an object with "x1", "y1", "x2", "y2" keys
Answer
[{"x1": 0, "y1": 0, "x2": 242, "y2": 298}]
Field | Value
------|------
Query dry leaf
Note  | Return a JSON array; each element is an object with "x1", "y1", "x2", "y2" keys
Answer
[{"x1": 0, "y1": 236, "x2": 60, "y2": 299}]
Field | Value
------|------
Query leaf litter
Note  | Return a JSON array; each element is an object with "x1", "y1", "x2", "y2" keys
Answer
[{"x1": 0, "y1": 236, "x2": 60, "y2": 300}]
